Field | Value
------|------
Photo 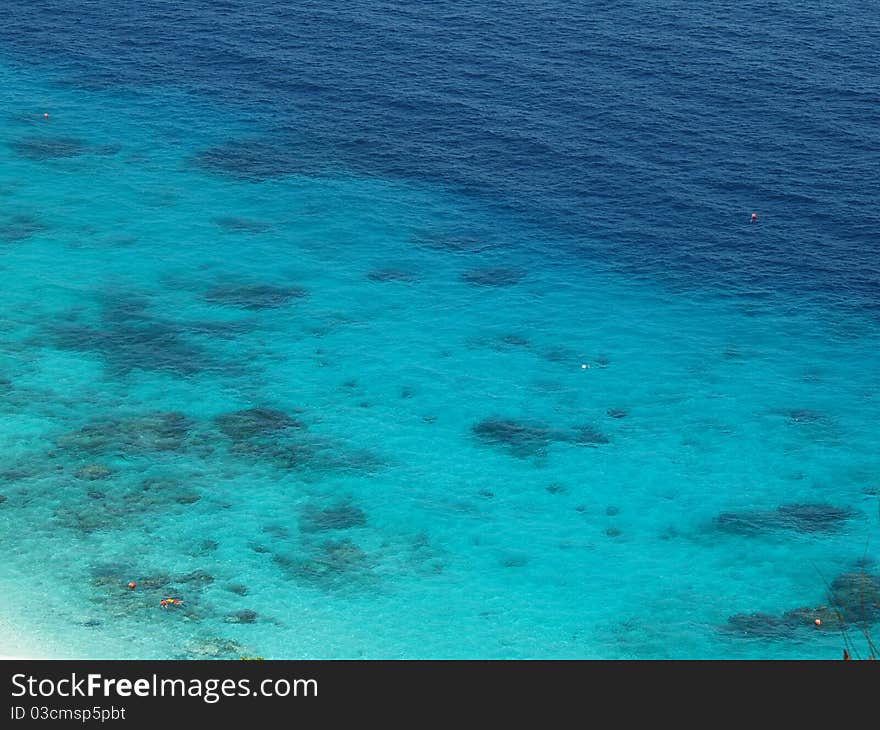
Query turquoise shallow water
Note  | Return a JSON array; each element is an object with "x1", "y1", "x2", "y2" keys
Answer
[{"x1": 1, "y1": 57, "x2": 878, "y2": 660}]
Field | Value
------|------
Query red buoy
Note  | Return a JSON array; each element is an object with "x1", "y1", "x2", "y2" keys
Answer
[
  {"x1": 43, "y1": 113, "x2": 49, "y2": 119},
  {"x1": 127, "y1": 581, "x2": 136, "y2": 590},
  {"x1": 750, "y1": 212, "x2": 757, "y2": 223}
]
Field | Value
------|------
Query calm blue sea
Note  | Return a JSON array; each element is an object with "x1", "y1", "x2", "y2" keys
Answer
[{"x1": 0, "y1": 1, "x2": 878, "y2": 659}]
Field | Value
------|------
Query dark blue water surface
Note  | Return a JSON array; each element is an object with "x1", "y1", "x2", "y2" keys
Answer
[{"x1": 2, "y1": 0, "x2": 877, "y2": 303}]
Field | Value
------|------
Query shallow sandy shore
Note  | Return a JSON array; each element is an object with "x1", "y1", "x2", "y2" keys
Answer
[{"x1": 0, "y1": 617, "x2": 57, "y2": 660}]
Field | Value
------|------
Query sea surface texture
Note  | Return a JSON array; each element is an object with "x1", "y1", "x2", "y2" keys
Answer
[{"x1": 0, "y1": 1, "x2": 878, "y2": 659}]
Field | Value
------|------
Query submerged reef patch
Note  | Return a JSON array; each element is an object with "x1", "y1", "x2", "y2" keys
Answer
[
  {"x1": 214, "y1": 407, "x2": 304, "y2": 441},
  {"x1": 460, "y1": 267, "x2": 526, "y2": 287},
  {"x1": 272, "y1": 538, "x2": 373, "y2": 591},
  {"x1": 10, "y1": 136, "x2": 121, "y2": 160},
  {"x1": 722, "y1": 564, "x2": 880, "y2": 642},
  {"x1": 299, "y1": 501, "x2": 368, "y2": 533},
  {"x1": 472, "y1": 417, "x2": 608, "y2": 458},
  {"x1": 49, "y1": 292, "x2": 229, "y2": 375},
  {"x1": 56, "y1": 412, "x2": 195, "y2": 456},
  {"x1": 192, "y1": 138, "x2": 318, "y2": 181},
  {"x1": 714, "y1": 503, "x2": 857, "y2": 536},
  {"x1": 0, "y1": 213, "x2": 47, "y2": 243},
  {"x1": 366, "y1": 268, "x2": 419, "y2": 283},
  {"x1": 213, "y1": 217, "x2": 272, "y2": 233},
  {"x1": 203, "y1": 282, "x2": 308, "y2": 311}
]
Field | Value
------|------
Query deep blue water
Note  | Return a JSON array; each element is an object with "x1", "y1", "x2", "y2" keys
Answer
[{"x1": 0, "y1": 1, "x2": 878, "y2": 659}]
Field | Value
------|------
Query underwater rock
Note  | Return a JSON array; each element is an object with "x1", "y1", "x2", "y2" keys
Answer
[
  {"x1": 781, "y1": 606, "x2": 847, "y2": 631},
  {"x1": 215, "y1": 407, "x2": 303, "y2": 441},
  {"x1": 775, "y1": 503, "x2": 856, "y2": 533},
  {"x1": 0, "y1": 495, "x2": 6, "y2": 505},
  {"x1": 186, "y1": 539, "x2": 219, "y2": 556},
  {"x1": 366, "y1": 268, "x2": 418, "y2": 282},
  {"x1": 182, "y1": 637, "x2": 248, "y2": 660},
  {"x1": 472, "y1": 418, "x2": 557, "y2": 457},
  {"x1": 460, "y1": 267, "x2": 525, "y2": 287},
  {"x1": 606, "y1": 506, "x2": 620, "y2": 516},
  {"x1": 213, "y1": 217, "x2": 271, "y2": 233},
  {"x1": 54, "y1": 505, "x2": 111, "y2": 533},
  {"x1": 11, "y1": 136, "x2": 90, "y2": 159},
  {"x1": 225, "y1": 583, "x2": 249, "y2": 596},
  {"x1": 722, "y1": 612, "x2": 797, "y2": 640},
  {"x1": 87, "y1": 490, "x2": 105, "y2": 500},
  {"x1": 0, "y1": 213, "x2": 47, "y2": 243},
  {"x1": 572, "y1": 425, "x2": 610, "y2": 446},
  {"x1": 546, "y1": 483, "x2": 566, "y2": 495},
  {"x1": 500, "y1": 334, "x2": 530, "y2": 347},
  {"x1": 714, "y1": 511, "x2": 768, "y2": 535},
  {"x1": 273, "y1": 539, "x2": 369, "y2": 588},
  {"x1": 825, "y1": 571, "x2": 880, "y2": 623},
  {"x1": 50, "y1": 293, "x2": 219, "y2": 375},
  {"x1": 57, "y1": 412, "x2": 194, "y2": 455},
  {"x1": 477, "y1": 489, "x2": 494, "y2": 499},
  {"x1": 472, "y1": 418, "x2": 607, "y2": 457},
  {"x1": 204, "y1": 283, "x2": 307, "y2": 311},
  {"x1": 715, "y1": 503, "x2": 856, "y2": 536},
  {"x1": 193, "y1": 138, "x2": 315, "y2": 180},
  {"x1": 137, "y1": 574, "x2": 172, "y2": 590},
  {"x1": 787, "y1": 409, "x2": 824, "y2": 424},
  {"x1": 299, "y1": 502, "x2": 367, "y2": 533},
  {"x1": 606, "y1": 408, "x2": 628, "y2": 419},
  {"x1": 500, "y1": 555, "x2": 529, "y2": 568},
  {"x1": 74, "y1": 463, "x2": 112, "y2": 481},
  {"x1": 130, "y1": 477, "x2": 200, "y2": 510},
  {"x1": 400, "y1": 386, "x2": 415, "y2": 399},
  {"x1": 176, "y1": 570, "x2": 215, "y2": 587},
  {"x1": 224, "y1": 609, "x2": 258, "y2": 624},
  {"x1": 605, "y1": 527, "x2": 623, "y2": 538},
  {"x1": 262, "y1": 524, "x2": 290, "y2": 538}
]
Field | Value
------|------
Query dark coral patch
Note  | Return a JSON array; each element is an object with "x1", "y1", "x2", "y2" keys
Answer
[
  {"x1": 775, "y1": 503, "x2": 856, "y2": 533},
  {"x1": 0, "y1": 213, "x2": 47, "y2": 243},
  {"x1": 50, "y1": 293, "x2": 217, "y2": 375},
  {"x1": 461, "y1": 267, "x2": 525, "y2": 287},
  {"x1": 204, "y1": 283, "x2": 308, "y2": 310},
  {"x1": 572, "y1": 425, "x2": 610, "y2": 446},
  {"x1": 57, "y1": 412, "x2": 194, "y2": 455},
  {"x1": 721, "y1": 612, "x2": 797, "y2": 640},
  {"x1": 472, "y1": 418, "x2": 558, "y2": 457},
  {"x1": 715, "y1": 503, "x2": 856, "y2": 536},
  {"x1": 192, "y1": 138, "x2": 318, "y2": 181},
  {"x1": 366, "y1": 268, "x2": 418, "y2": 283},
  {"x1": 215, "y1": 407, "x2": 304, "y2": 441},
  {"x1": 11, "y1": 136, "x2": 90, "y2": 160},
  {"x1": 826, "y1": 571, "x2": 880, "y2": 623},
  {"x1": 299, "y1": 502, "x2": 367, "y2": 533},
  {"x1": 273, "y1": 539, "x2": 371, "y2": 590},
  {"x1": 213, "y1": 217, "x2": 271, "y2": 233},
  {"x1": 472, "y1": 417, "x2": 608, "y2": 458}
]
